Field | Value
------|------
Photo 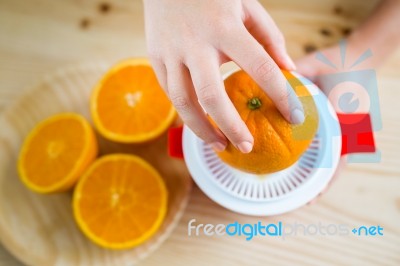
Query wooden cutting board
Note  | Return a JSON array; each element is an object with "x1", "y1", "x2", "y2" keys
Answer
[{"x1": 0, "y1": 62, "x2": 192, "y2": 266}]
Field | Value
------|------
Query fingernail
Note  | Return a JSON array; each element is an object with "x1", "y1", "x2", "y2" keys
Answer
[
  {"x1": 291, "y1": 108, "x2": 305, "y2": 124},
  {"x1": 237, "y1": 141, "x2": 253, "y2": 153},
  {"x1": 210, "y1": 142, "x2": 226, "y2": 152},
  {"x1": 285, "y1": 54, "x2": 297, "y2": 70}
]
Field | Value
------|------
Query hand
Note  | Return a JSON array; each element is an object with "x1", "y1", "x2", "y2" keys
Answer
[
  {"x1": 296, "y1": 41, "x2": 375, "y2": 204},
  {"x1": 143, "y1": 0, "x2": 304, "y2": 153},
  {"x1": 296, "y1": 0, "x2": 400, "y2": 110},
  {"x1": 295, "y1": 42, "x2": 374, "y2": 114},
  {"x1": 296, "y1": 43, "x2": 367, "y2": 204},
  {"x1": 291, "y1": 0, "x2": 400, "y2": 204}
]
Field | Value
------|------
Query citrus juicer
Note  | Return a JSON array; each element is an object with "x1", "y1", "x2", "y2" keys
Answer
[{"x1": 168, "y1": 71, "x2": 376, "y2": 216}]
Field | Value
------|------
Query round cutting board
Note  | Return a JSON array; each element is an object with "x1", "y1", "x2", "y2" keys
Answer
[{"x1": 0, "y1": 62, "x2": 192, "y2": 266}]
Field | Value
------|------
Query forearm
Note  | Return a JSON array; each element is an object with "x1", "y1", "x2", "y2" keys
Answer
[{"x1": 348, "y1": 0, "x2": 400, "y2": 68}]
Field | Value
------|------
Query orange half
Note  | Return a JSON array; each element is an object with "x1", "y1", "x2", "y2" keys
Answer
[
  {"x1": 73, "y1": 154, "x2": 168, "y2": 250},
  {"x1": 17, "y1": 113, "x2": 98, "y2": 193},
  {"x1": 90, "y1": 58, "x2": 176, "y2": 143}
]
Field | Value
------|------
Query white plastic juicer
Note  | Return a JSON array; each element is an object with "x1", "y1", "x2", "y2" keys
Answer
[{"x1": 168, "y1": 71, "x2": 376, "y2": 216}]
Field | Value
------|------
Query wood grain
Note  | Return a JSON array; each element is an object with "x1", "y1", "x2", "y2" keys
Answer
[
  {"x1": 1, "y1": 0, "x2": 399, "y2": 265},
  {"x1": 0, "y1": 63, "x2": 192, "y2": 266}
]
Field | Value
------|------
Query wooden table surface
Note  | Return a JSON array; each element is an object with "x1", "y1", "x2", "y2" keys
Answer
[{"x1": 1, "y1": 0, "x2": 399, "y2": 265}]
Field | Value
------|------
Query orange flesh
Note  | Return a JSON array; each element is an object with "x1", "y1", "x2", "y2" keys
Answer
[
  {"x1": 95, "y1": 65, "x2": 173, "y2": 137},
  {"x1": 19, "y1": 115, "x2": 96, "y2": 190},
  {"x1": 73, "y1": 155, "x2": 167, "y2": 248}
]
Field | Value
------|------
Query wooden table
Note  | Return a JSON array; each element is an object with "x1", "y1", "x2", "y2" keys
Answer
[{"x1": 1, "y1": 0, "x2": 399, "y2": 265}]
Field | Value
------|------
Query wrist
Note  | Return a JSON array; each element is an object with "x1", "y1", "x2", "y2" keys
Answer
[
  {"x1": 345, "y1": 0, "x2": 400, "y2": 68},
  {"x1": 345, "y1": 30, "x2": 385, "y2": 69}
]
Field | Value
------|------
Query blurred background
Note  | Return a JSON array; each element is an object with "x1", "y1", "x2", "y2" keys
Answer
[{"x1": 1, "y1": 0, "x2": 399, "y2": 265}]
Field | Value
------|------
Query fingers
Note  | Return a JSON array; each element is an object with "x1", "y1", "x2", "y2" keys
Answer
[
  {"x1": 294, "y1": 54, "x2": 319, "y2": 79},
  {"x1": 222, "y1": 28, "x2": 305, "y2": 124},
  {"x1": 243, "y1": 0, "x2": 295, "y2": 70},
  {"x1": 165, "y1": 62, "x2": 227, "y2": 151},
  {"x1": 149, "y1": 59, "x2": 168, "y2": 91},
  {"x1": 186, "y1": 55, "x2": 254, "y2": 153}
]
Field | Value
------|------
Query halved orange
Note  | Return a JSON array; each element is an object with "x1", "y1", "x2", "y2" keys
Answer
[
  {"x1": 18, "y1": 113, "x2": 98, "y2": 193},
  {"x1": 90, "y1": 58, "x2": 176, "y2": 143},
  {"x1": 73, "y1": 154, "x2": 168, "y2": 250}
]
